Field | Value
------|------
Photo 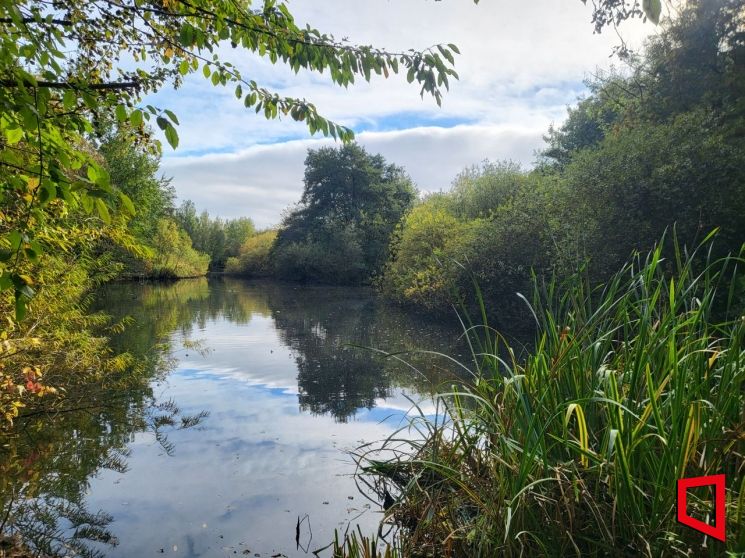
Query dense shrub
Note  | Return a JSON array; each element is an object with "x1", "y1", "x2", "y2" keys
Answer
[
  {"x1": 146, "y1": 219, "x2": 210, "y2": 279},
  {"x1": 380, "y1": 198, "x2": 476, "y2": 311},
  {"x1": 562, "y1": 108, "x2": 745, "y2": 281},
  {"x1": 448, "y1": 160, "x2": 524, "y2": 219},
  {"x1": 273, "y1": 224, "x2": 368, "y2": 284},
  {"x1": 225, "y1": 229, "x2": 278, "y2": 277},
  {"x1": 381, "y1": 167, "x2": 568, "y2": 323},
  {"x1": 381, "y1": 1, "x2": 745, "y2": 322}
]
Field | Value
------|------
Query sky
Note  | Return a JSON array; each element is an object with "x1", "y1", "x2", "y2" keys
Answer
[{"x1": 148, "y1": 0, "x2": 652, "y2": 229}]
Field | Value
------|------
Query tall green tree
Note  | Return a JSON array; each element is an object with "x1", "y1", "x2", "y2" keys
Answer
[
  {"x1": 223, "y1": 218, "x2": 256, "y2": 262},
  {"x1": 96, "y1": 123, "x2": 175, "y2": 240},
  {"x1": 274, "y1": 143, "x2": 416, "y2": 284},
  {"x1": 173, "y1": 202, "x2": 255, "y2": 270}
]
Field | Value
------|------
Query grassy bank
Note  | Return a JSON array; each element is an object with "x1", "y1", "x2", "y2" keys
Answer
[{"x1": 348, "y1": 237, "x2": 744, "y2": 556}]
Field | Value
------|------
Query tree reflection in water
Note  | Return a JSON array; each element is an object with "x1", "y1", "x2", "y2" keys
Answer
[
  {"x1": 102, "y1": 277, "x2": 461, "y2": 423},
  {"x1": 262, "y1": 284, "x2": 460, "y2": 422},
  {"x1": 1, "y1": 395, "x2": 209, "y2": 557},
  {"x1": 0, "y1": 281, "x2": 211, "y2": 558},
  {"x1": 0, "y1": 278, "x2": 461, "y2": 556},
  {"x1": 101, "y1": 278, "x2": 462, "y2": 422}
]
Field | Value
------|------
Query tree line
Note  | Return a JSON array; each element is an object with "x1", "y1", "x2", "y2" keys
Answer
[
  {"x1": 92, "y1": 123, "x2": 259, "y2": 279},
  {"x1": 224, "y1": 0, "x2": 745, "y2": 328}
]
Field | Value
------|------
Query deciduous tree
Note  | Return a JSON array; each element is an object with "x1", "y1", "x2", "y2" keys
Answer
[
  {"x1": 274, "y1": 143, "x2": 416, "y2": 284},
  {"x1": 0, "y1": 0, "x2": 461, "y2": 315}
]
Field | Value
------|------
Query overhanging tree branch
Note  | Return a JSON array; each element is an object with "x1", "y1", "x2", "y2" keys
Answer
[
  {"x1": 0, "y1": 17, "x2": 73, "y2": 26},
  {"x1": 0, "y1": 80, "x2": 140, "y2": 90}
]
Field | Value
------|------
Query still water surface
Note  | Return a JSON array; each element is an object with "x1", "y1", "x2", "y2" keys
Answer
[{"x1": 2, "y1": 278, "x2": 462, "y2": 557}]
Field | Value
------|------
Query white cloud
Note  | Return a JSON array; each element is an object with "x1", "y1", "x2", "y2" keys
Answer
[
  {"x1": 162, "y1": 124, "x2": 544, "y2": 228},
  {"x1": 150, "y1": 0, "x2": 654, "y2": 225}
]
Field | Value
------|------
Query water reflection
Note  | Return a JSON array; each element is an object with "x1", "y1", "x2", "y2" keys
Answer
[
  {"x1": 0, "y1": 363, "x2": 207, "y2": 557},
  {"x1": 1, "y1": 278, "x2": 461, "y2": 557},
  {"x1": 103, "y1": 278, "x2": 459, "y2": 423},
  {"x1": 261, "y1": 284, "x2": 458, "y2": 422}
]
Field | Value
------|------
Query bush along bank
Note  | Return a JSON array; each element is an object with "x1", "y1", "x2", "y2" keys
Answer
[{"x1": 351, "y1": 236, "x2": 745, "y2": 557}]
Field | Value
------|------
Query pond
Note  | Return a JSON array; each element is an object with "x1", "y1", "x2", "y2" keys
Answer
[{"x1": 1, "y1": 278, "x2": 465, "y2": 557}]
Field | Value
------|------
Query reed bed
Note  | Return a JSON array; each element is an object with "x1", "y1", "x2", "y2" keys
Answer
[{"x1": 349, "y1": 235, "x2": 744, "y2": 557}]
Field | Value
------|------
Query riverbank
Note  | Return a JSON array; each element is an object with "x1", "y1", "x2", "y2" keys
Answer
[{"x1": 347, "y1": 241, "x2": 745, "y2": 556}]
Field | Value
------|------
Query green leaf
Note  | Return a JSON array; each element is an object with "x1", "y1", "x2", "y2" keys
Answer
[
  {"x1": 19, "y1": 284, "x2": 34, "y2": 299},
  {"x1": 38, "y1": 182, "x2": 56, "y2": 205},
  {"x1": 62, "y1": 89, "x2": 76, "y2": 110},
  {"x1": 15, "y1": 295, "x2": 26, "y2": 321},
  {"x1": 156, "y1": 116, "x2": 169, "y2": 131},
  {"x1": 179, "y1": 60, "x2": 190, "y2": 76},
  {"x1": 179, "y1": 24, "x2": 194, "y2": 46},
  {"x1": 642, "y1": 0, "x2": 662, "y2": 24},
  {"x1": 24, "y1": 245, "x2": 39, "y2": 262},
  {"x1": 81, "y1": 91, "x2": 96, "y2": 110},
  {"x1": 203, "y1": 64, "x2": 211, "y2": 78},
  {"x1": 438, "y1": 45, "x2": 455, "y2": 65},
  {"x1": 95, "y1": 198, "x2": 111, "y2": 224},
  {"x1": 29, "y1": 240, "x2": 42, "y2": 257},
  {"x1": 115, "y1": 104, "x2": 128, "y2": 123},
  {"x1": 5, "y1": 127, "x2": 23, "y2": 145},
  {"x1": 119, "y1": 192, "x2": 136, "y2": 216},
  {"x1": 130, "y1": 109, "x2": 143, "y2": 127},
  {"x1": 58, "y1": 183, "x2": 72, "y2": 203},
  {"x1": 87, "y1": 165, "x2": 99, "y2": 183},
  {"x1": 448, "y1": 43, "x2": 460, "y2": 55},
  {"x1": 164, "y1": 122, "x2": 179, "y2": 149},
  {"x1": 164, "y1": 109, "x2": 179, "y2": 125},
  {"x1": 8, "y1": 231, "x2": 22, "y2": 250},
  {"x1": 96, "y1": 168, "x2": 111, "y2": 189},
  {"x1": 80, "y1": 194, "x2": 94, "y2": 213}
]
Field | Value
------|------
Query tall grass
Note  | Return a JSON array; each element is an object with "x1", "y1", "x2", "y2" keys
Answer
[
  {"x1": 320, "y1": 527, "x2": 401, "y2": 558},
  {"x1": 354, "y1": 235, "x2": 745, "y2": 556}
]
